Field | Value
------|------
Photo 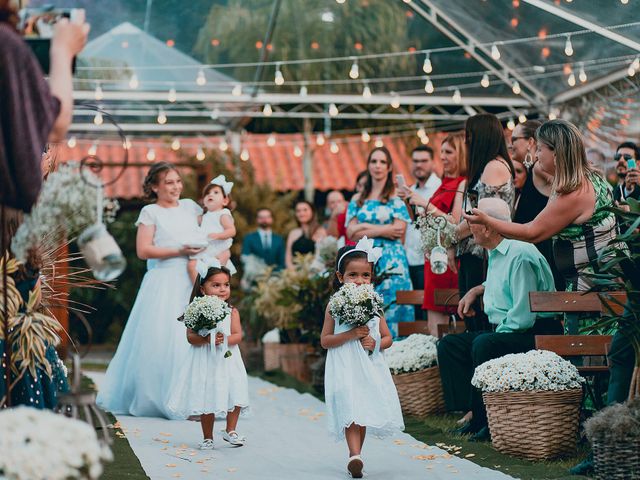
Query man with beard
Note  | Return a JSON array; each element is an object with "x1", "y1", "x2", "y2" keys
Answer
[{"x1": 241, "y1": 207, "x2": 285, "y2": 270}]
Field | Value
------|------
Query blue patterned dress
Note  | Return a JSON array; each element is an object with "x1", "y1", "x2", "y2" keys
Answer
[{"x1": 346, "y1": 197, "x2": 415, "y2": 336}]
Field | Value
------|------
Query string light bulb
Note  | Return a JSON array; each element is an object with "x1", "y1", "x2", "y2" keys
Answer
[
  {"x1": 129, "y1": 73, "x2": 139, "y2": 89},
  {"x1": 374, "y1": 137, "x2": 384, "y2": 148},
  {"x1": 507, "y1": 118, "x2": 516, "y2": 130},
  {"x1": 94, "y1": 84, "x2": 103, "y2": 101},
  {"x1": 196, "y1": 146, "x2": 205, "y2": 161},
  {"x1": 263, "y1": 103, "x2": 273, "y2": 116},
  {"x1": 621, "y1": 0, "x2": 629, "y2": 4},
  {"x1": 330, "y1": 141, "x2": 339, "y2": 154},
  {"x1": 424, "y1": 78, "x2": 434, "y2": 94},
  {"x1": 93, "y1": 111, "x2": 103, "y2": 126},
  {"x1": 88, "y1": 142, "x2": 98, "y2": 156},
  {"x1": 168, "y1": 87, "x2": 177, "y2": 102},
  {"x1": 452, "y1": 89, "x2": 462, "y2": 104},
  {"x1": 171, "y1": 139, "x2": 181, "y2": 151},
  {"x1": 564, "y1": 35, "x2": 573, "y2": 56},
  {"x1": 512, "y1": 80, "x2": 521, "y2": 95},
  {"x1": 67, "y1": 136, "x2": 77, "y2": 148},
  {"x1": 274, "y1": 64, "x2": 285, "y2": 85},
  {"x1": 420, "y1": 135, "x2": 429, "y2": 145},
  {"x1": 232, "y1": 84, "x2": 242, "y2": 96},
  {"x1": 316, "y1": 133, "x2": 326, "y2": 146},
  {"x1": 157, "y1": 108, "x2": 167, "y2": 125},
  {"x1": 628, "y1": 56, "x2": 640, "y2": 76},
  {"x1": 578, "y1": 65, "x2": 587, "y2": 83},
  {"x1": 267, "y1": 133, "x2": 276, "y2": 147},
  {"x1": 293, "y1": 145, "x2": 303, "y2": 157},
  {"x1": 299, "y1": 85, "x2": 308, "y2": 96},
  {"x1": 362, "y1": 84, "x2": 372, "y2": 98},
  {"x1": 481, "y1": 73, "x2": 490, "y2": 88},
  {"x1": 422, "y1": 53, "x2": 433, "y2": 74},
  {"x1": 567, "y1": 72, "x2": 576, "y2": 86},
  {"x1": 349, "y1": 60, "x2": 359, "y2": 79},
  {"x1": 196, "y1": 68, "x2": 207, "y2": 86},
  {"x1": 146, "y1": 148, "x2": 156, "y2": 161},
  {"x1": 219, "y1": 139, "x2": 229, "y2": 152},
  {"x1": 417, "y1": 127, "x2": 426, "y2": 138},
  {"x1": 390, "y1": 93, "x2": 400, "y2": 109},
  {"x1": 361, "y1": 130, "x2": 371, "y2": 142},
  {"x1": 240, "y1": 148, "x2": 250, "y2": 161},
  {"x1": 548, "y1": 110, "x2": 558, "y2": 120},
  {"x1": 329, "y1": 103, "x2": 339, "y2": 116},
  {"x1": 491, "y1": 43, "x2": 501, "y2": 60},
  {"x1": 518, "y1": 113, "x2": 527, "y2": 123}
]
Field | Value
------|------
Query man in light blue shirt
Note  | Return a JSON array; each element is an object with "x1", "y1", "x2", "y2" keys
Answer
[{"x1": 437, "y1": 198, "x2": 562, "y2": 441}]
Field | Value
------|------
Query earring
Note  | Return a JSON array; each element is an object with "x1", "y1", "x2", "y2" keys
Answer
[{"x1": 523, "y1": 150, "x2": 534, "y2": 168}]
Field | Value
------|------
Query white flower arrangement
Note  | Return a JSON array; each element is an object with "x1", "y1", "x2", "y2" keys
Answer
[
  {"x1": 261, "y1": 328, "x2": 281, "y2": 344},
  {"x1": 182, "y1": 295, "x2": 231, "y2": 336},
  {"x1": 328, "y1": 283, "x2": 384, "y2": 327},
  {"x1": 240, "y1": 254, "x2": 269, "y2": 291},
  {"x1": 0, "y1": 406, "x2": 112, "y2": 480},
  {"x1": 385, "y1": 334, "x2": 438, "y2": 375},
  {"x1": 311, "y1": 235, "x2": 340, "y2": 273},
  {"x1": 471, "y1": 349, "x2": 585, "y2": 393},
  {"x1": 414, "y1": 214, "x2": 457, "y2": 253}
]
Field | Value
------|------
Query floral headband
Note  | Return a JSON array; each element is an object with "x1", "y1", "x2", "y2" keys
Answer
[
  {"x1": 210, "y1": 174, "x2": 234, "y2": 195},
  {"x1": 337, "y1": 236, "x2": 382, "y2": 270}
]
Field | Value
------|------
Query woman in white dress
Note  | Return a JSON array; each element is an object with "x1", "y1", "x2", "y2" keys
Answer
[{"x1": 97, "y1": 162, "x2": 204, "y2": 418}]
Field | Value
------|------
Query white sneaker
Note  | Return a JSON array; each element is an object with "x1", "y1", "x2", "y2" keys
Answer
[
  {"x1": 347, "y1": 455, "x2": 363, "y2": 478},
  {"x1": 221, "y1": 430, "x2": 245, "y2": 446},
  {"x1": 198, "y1": 438, "x2": 214, "y2": 450}
]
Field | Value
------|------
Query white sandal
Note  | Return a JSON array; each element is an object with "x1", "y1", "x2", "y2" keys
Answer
[{"x1": 347, "y1": 455, "x2": 363, "y2": 478}]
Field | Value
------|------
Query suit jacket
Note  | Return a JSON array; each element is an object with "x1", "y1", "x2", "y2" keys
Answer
[{"x1": 241, "y1": 230, "x2": 285, "y2": 270}]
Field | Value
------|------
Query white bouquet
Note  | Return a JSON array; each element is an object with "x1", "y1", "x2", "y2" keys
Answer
[
  {"x1": 181, "y1": 295, "x2": 232, "y2": 357},
  {"x1": 414, "y1": 213, "x2": 457, "y2": 254},
  {"x1": 0, "y1": 406, "x2": 112, "y2": 480},
  {"x1": 328, "y1": 283, "x2": 384, "y2": 327},
  {"x1": 385, "y1": 333, "x2": 438, "y2": 375},
  {"x1": 471, "y1": 349, "x2": 585, "y2": 393}
]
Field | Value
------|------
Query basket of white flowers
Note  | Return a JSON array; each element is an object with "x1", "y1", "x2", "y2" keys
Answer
[
  {"x1": 385, "y1": 334, "x2": 444, "y2": 416},
  {"x1": 471, "y1": 349, "x2": 585, "y2": 460}
]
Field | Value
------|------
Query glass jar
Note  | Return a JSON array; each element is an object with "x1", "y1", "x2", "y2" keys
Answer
[
  {"x1": 430, "y1": 245, "x2": 448, "y2": 275},
  {"x1": 77, "y1": 223, "x2": 126, "y2": 281}
]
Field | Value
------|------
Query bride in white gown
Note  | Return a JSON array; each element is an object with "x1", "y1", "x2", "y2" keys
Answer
[{"x1": 97, "y1": 162, "x2": 204, "y2": 418}]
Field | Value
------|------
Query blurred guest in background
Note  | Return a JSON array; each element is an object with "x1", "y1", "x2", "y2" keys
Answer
[
  {"x1": 285, "y1": 200, "x2": 326, "y2": 269},
  {"x1": 612, "y1": 141, "x2": 640, "y2": 203}
]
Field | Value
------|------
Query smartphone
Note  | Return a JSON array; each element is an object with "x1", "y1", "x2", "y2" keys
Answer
[
  {"x1": 628, "y1": 158, "x2": 637, "y2": 170},
  {"x1": 465, "y1": 189, "x2": 479, "y2": 215},
  {"x1": 395, "y1": 174, "x2": 406, "y2": 188}
]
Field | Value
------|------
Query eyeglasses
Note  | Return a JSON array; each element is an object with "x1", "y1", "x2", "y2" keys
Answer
[
  {"x1": 510, "y1": 136, "x2": 529, "y2": 142},
  {"x1": 614, "y1": 153, "x2": 634, "y2": 161}
]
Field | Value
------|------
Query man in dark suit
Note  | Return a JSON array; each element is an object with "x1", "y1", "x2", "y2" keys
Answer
[{"x1": 241, "y1": 208, "x2": 285, "y2": 270}]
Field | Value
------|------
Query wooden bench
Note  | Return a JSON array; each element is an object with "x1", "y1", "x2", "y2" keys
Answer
[{"x1": 396, "y1": 289, "x2": 464, "y2": 338}]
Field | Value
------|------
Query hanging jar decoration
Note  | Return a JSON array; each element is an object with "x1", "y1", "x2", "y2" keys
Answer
[{"x1": 430, "y1": 216, "x2": 448, "y2": 275}]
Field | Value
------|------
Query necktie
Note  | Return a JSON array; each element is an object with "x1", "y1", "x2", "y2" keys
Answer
[{"x1": 263, "y1": 232, "x2": 270, "y2": 250}]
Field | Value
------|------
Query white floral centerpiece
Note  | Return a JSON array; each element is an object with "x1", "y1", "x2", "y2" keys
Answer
[
  {"x1": 414, "y1": 213, "x2": 457, "y2": 254},
  {"x1": 181, "y1": 295, "x2": 232, "y2": 357},
  {"x1": 328, "y1": 283, "x2": 384, "y2": 327},
  {"x1": 472, "y1": 349, "x2": 585, "y2": 393},
  {"x1": 240, "y1": 253, "x2": 269, "y2": 291},
  {"x1": 0, "y1": 406, "x2": 112, "y2": 480},
  {"x1": 386, "y1": 334, "x2": 438, "y2": 375},
  {"x1": 310, "y1": 235, "x2": 341, "y2": 273}
]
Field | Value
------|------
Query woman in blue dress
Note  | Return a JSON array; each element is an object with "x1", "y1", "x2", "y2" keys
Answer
[{"x1": 346, "y1": 147, "x2": 414, "y2": 337}]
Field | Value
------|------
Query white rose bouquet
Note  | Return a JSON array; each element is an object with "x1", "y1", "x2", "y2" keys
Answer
[
  {"x1": 414, "y1": 213, "x2": 457, "y2": 254},
  {"x1": 471, "y1": 349, "x2": 585, "y2": 393},
  {"x1": 385, "y1": 334, "x2": 438, "y2": 375},
  {"x1": 181, "y1": 295, "x2": 232, "y2": 357},
  {"x1": 329, "y1": 283, "x2": 384, "y2": 327}
]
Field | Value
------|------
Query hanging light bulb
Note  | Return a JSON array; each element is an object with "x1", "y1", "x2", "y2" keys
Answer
[
  {"x1": 93, "y1": 111, "x2": 103, "y2": 126},
  {"x1": 88, "y1": 142, "x2": 98, "y2": 156},
  {"x1": 632, "y1": 57, "x2": 640, "y2": 71},
  {"x1": 349, "y1": 60, "x2": 359, "y2": 79},
  {"x1": 274, "y1": 63, "x2": 285, "y2": 85},
  {"x1": 390, "y1": 93, "x2": 400, "y2": 109},
  {"x1": 168, "y1": 87, "x2": 177, "y2": 103},
  {"x1": 506, "y1": 118, "x2": 515, "y2": 130},
  {"x1": 267, "y1": 133, "x2": 276, "y2": 147},
  {"x1": 157, "y1": 107, "x2": 167, "y2": 125},
  {"x1": 491, "y1": 43, "x2": 501, "y2": 60},
  {"x1": 123, "y1": 138, "x2": 132, "y2": 150},
  {"x1": 481, "y1": 73, "x2": 490, "y2": 88},
  {"x1": 329, "y1": 103, "x2": 339, "y2": 116},
  {"x1": 512, "y1": 80, "x2": 521, "y2": 95},
  {"x1": 196, "y1": 146, "x2": 206, "y2": 161},
  {"x1": 293, "y1": 145, "x2": 303, "y2": 157},
  {"x1": 362, "y1": 84, "x2": 372, "y2": 98},
  {"x1": 564, "y1": 35, "x2": 573, "y2": 56},
  {"x1": 628, "y1": 63, "x2": 637, "y2": 77},
  {"x1": 240, "y1": 148, "x2": 250, "y2": 161},
  {"x1": 336, "y1": 0, "x2": 345, "y2": 4},
  {"x1": 299, "y1": 85, "x2": 308, "y2": 96},
  {"x1": 330, "y1": 141, "x2": 339, "y2": 154},
  {"x1": 420, "y1": 134, "x2": 430, "y2": 145},
  {"x1": 424, "y1": 78, "x2": 434, "y2": 94},
  {"x1": 129, "y1": 73, "x2": 139, "y2": 89},
  {"x1": 196, "y1": 68, "x2": 207, "y2": 86},
  {"x1": 210, "y1": 108, "x2": 220, "y2": 120},
  {"x1": 621, "y1": 0, "x2": 629, "y2": 4},
  {"x1": 628, "y1": 57, "x2": 640, "y2": 76},
  {"x1": 146, "y1": 148, "x2": 156, "y2": 161},
  {"x1": 232, "y1": 84, "x2": 242, "y2": 96},
  {"x1": 263, "y1": 103, "x2": 273, "y2": 116},
  {"x1": 452, "y1": 89, "x2": 462, "y2": 104},
  {"x1": 94, "y1": 83, "x2": 104, "y2": 101},
  {"x1": 422, "y1": 53, "x2": 433, "y2": 74},
  {"x1": 567, "y1": 72, "x2": 576, "y2": 86},
  {"x1": 548, "y1": 110, "x2": 558, "y2": 120},
  {"x1": 417, "y1": 127, "x2": 426, "y2": 138},
  {"x1": 374, "y1": 137, "x2": 384, "y2": 148},
  {"x1": 578, "y1": 65, "x2": 587, "y2": 83},
  {"x1": 171, "y1": 138, "x2": 181, "y2": 151},
  {"x1": 518, "y1": 113, "x2": 527, "y2": 123},
  {"x1": 361, "y1": 130, "x2": 371, "y2": 142},
  {"x1": 67, "y1": 136, "x2": 77, "y2": 148},
  {"x1": 316, "y1": 133, "x2": 326, "y2": 146},
  {"x1": 219, "y1": 139, "x2": 229, "y2": 152}
]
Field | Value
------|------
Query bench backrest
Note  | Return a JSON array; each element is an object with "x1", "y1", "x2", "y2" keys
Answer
[
  {"x1": 398, "y1": 321, "x2": 430, "y2": 337},
  {"x1": 535, "y1": 335, "x2": 612, "y2": 357},
  {"x1": 529, "y1": 291, "x2": 627, "y2": 315},
  {"x1": 396, "y1": 289, "x2": 460, "y2": 307},
  {"x1": 396, "y1": 290, "x2": 424, "y2": 305}
]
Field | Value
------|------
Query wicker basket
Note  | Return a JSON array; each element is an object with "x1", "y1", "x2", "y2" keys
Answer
[
  {"x1": 592, "y1": 437, "x2": 640, "y2": 480},
  {"x1": 483, "y1": 388, "x2": 583, "y2": 460},
  {"x1": 392, "y1": 365, "x2": 445, "y2": 417}
]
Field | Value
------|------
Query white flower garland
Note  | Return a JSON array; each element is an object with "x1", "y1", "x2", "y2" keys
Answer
[
  {"x1": 385, "y1": 334, "x2": 438, "y2": 375},
  {"x1": 328, "y1": 283, "x2": 384, "y2": 327},
  {"x1": 182, "y1": 295, "x2": 231, "y2": 335},
  {"x1": 0, "y1": 406, "x2": 112, "y2": 480},
  {"x1": 471, "y1": 349, "x2": 585, "y2": 393}
]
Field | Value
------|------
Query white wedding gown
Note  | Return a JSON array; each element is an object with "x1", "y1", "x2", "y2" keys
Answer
[{"x1": 97, "y1": 199, "x2": 202, "y2": 418}]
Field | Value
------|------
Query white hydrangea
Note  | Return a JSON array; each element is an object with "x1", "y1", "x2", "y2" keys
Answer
[
  {"x1": 182, "y1": 295, "x2": 231, "y2": 334},
  {"x1": 261, "y1": 328, "x2": 281, "y2": 344},
  {"x1": 471, "y1": 349, "x2": 585, "y2": 393},
  {"x1": 0, "y1": 406, "x2": 112, "y2": 480},
  {"x1": 386, "y1": 334, "x2": 438, "y2": 374},
  {"x1": 328, "y1": 283, "x2": 384, "y2": 327}
]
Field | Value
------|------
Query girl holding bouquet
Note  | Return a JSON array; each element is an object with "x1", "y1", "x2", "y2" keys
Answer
[
  {"x1": 167, "y1": 259, "x2": 249, "y2": 449},
  {"x1": 321, "y1": 238, "x2": 404, "y2": 478}
]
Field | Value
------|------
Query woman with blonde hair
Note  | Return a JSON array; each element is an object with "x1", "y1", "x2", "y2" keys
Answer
[{"x1": 465, "y1": 119, "x2": 618, "y2": 304}]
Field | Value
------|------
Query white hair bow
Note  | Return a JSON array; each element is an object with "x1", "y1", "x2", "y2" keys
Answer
[
  {"x1": 196, "y1": 257, "x2": 222, "y2": 279},
  {"x1": 209, "y1": 174, "x2": 234, "y2": 195},
  {"x1": 337, "y1": 236, "x2": 383, "y2": 269}
]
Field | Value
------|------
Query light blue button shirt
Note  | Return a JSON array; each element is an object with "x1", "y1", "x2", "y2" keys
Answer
[{"x1": 483, "y1": 238, "x2": 556, "y2": 333}]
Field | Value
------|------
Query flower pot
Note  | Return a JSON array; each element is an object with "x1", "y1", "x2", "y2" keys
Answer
[
  {"x1": 280, "y1": 344, "x2": 315, "y2": 383},
  {"x1": 592, "y1": 436, "x2": 640, "y2": 480},
  {"x1": 239, "y1": 341, "x2": 263, "y2": 372},
  {"x1": 392, "y1": 365, "x2": 445, "y2": 417},
  {"x1": 483, "y1": 389, "x2": 583, "y2": 460},
  {"x1": 263, "y1": 343, "x2": 282, "y2": 372}
]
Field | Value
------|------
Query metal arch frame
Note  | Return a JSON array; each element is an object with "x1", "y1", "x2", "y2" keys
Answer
[{"x1": 405, "y1": 0, "x2": 546, "y2": 108}]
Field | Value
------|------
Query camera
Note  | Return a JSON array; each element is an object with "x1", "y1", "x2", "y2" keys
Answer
[{"x1": 18, "y1": 7, "x2": 85, "y2": 74}]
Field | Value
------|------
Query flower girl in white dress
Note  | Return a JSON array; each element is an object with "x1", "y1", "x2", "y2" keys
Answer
[
  {"x1": 167, "y1": 259, "x2": 250, "y2": 449},
  {"x1": 321, "y1": 241, "x2": 404, "y2": 478},
  {"x1": 187, "y1": 175, "x2": 236, "y2": 282}
]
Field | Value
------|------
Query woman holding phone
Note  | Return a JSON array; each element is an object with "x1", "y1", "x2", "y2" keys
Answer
[{"x1": 346, "y1": 147, "x2": 414, "y2": 336}]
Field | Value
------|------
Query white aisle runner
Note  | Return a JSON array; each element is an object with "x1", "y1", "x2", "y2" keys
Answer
[{"x1": 89, "y1": 372, "x2": 514, "y2": 480}]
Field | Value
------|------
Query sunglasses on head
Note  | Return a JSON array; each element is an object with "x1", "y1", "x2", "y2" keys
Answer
[{"x1": 614, "y1": 153, "x2": 634, "y2": 161}]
